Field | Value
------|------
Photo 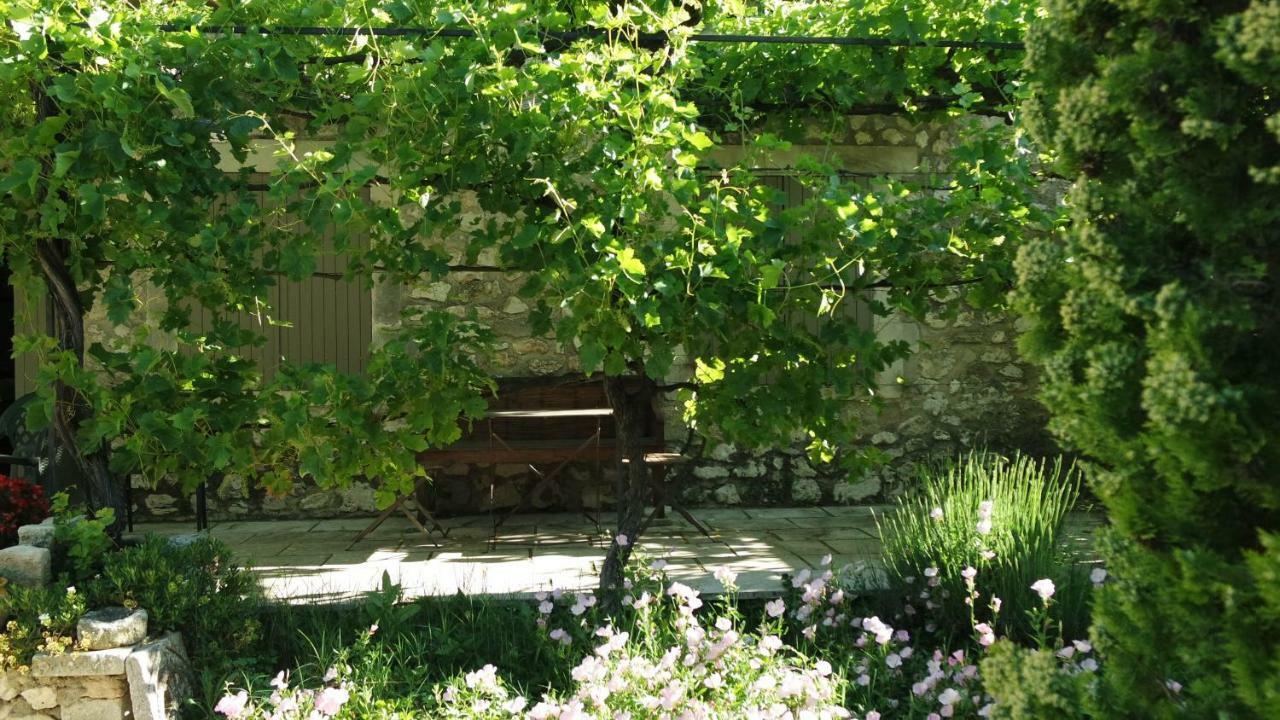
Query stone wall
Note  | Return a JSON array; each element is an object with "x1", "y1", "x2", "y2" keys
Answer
[
  {"x1": 0, "y1": 521, "x2": 193, "y2": 720},
  {"x1": 108, "y1": 115, "x2": 1055, "y2": 521},
  {"x1": 0, "y1": 633, "x2": 191, "y2": 720}
]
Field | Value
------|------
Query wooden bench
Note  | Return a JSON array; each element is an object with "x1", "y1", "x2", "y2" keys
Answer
[{"x1": 413, "y1": 375, "x2": 707, "y2": 540}]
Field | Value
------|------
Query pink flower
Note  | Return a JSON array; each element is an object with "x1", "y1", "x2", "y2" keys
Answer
[
  {"x1": 1165, "y1": 679, "x2": 1182, "y2": 694},
  {"x1": 886, "y1": 653, "x2": 902, "y2": 668},
  {"x1": 314, "y1": 686, "x2": 350, "y2": 716},
  {"x1": 615, "y1": 534, "x2": 629, "y2": 547},
  {"x1": 866, "y1": 713, "x2": 881, "y2": 720},
  {"x1": 974, "y1": 622, "x2": 995, "y2": 646},
  {"x1": 978, "y1": 500, "x2": 993, "y2": 519},
  {"x1": 976, "y1": 518, "x2": 992, "y2": 535},
  {"x1": 765, "y1": 599, "x2": 786, "y2": 618},
  {"x1": 962, "y1": 566, "x2": 977, "y2": 580},
  {"x1": 1030, "y1": 578, "x2": 1056, "y2": 602},
  {"x1": 214, "y1": 690, "x2": 249, "y2": 718}
]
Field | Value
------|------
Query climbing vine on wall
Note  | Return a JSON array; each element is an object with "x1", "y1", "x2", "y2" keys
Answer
[{"x1": 0, "y1": 0, "x2": 1051, "y2": 591}]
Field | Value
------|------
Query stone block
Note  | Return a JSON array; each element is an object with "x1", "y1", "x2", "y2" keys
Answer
[
  {"x1": 126, "y1": 633, "x2": 194, "y2": 720},
  {"x1": 77, "y1": 608, "x2": 148, "y2": 651},
  {"x1": 30, "y1": 647, "x2": 131, "y2": 678},
  {"x1": 1, "y1": 669, "x2": 29, "y2": 701},
  {"x1": 20, "y1": 686, "x2": 56, "y2": 710},
  {"x1": 16, "y1": 522, "x2": 56, "y2": 549},
  {"x1": 59, "y1": 696, "x2": 127, "y2": 720},
  {"x1": 0, "y1": 545, "x2": 52, "y2": 587},
  {"x1": 712, "y1": 483, "x2": 741, "y2": 505},
  {"x1": 692, "y1": 465, "x2": 729, "y2": 480},
  {"x1": 80, "y1": 678, "x2": 126, "y2": 700}
]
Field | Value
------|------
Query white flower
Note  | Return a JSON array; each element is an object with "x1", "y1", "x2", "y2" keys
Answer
[
  {"x1": 978, "y1": 500, "x2": 993, "y2": 519},
  {"x1": 87, "y1": 8, "x2": 110, "y2": 29},
  {"x1": 765, "y1": 598, "x2": 786, "y2": 618},
  {"x1": 938, "y1": 688, "x2": 962, "y2": 706},
  {"x1": 976, "y1": 518, "x2": 992, "y2": 535},
  {"x1": 885, "y1": 653, "x2": 902, "y2": 668},
  {"x1": 615, "y1": 534, "x2": 629, "y2": 547},
  {"x1": 714, "y1": 566, "x2": 738, "y2": 587},
  {"x1": 1090, "y1": 567, "x2": 1107, "y2": 585},
  {"x1": 923, "y1": 567, "x2": 939, "y2": 578},
  {"x1": 1030, "y1": 578, "x2": 1056, "y2": 602},
  {"x1": 930, "y1": 507, "x2": 944, "y2": 521}
]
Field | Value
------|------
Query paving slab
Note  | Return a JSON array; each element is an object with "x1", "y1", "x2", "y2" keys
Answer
[{"x1": 131, "y1": 506, "x2": 1098, "y2": 604}]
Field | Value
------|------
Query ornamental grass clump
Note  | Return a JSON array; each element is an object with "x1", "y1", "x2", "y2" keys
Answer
[{"x1": 877, "y1": 452, "x2": 1088, "y2": 641}]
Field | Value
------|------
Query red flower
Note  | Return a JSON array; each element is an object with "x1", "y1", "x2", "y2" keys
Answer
[{"x1": 0, "y1": 474, "x2": 49, "y2": 547}]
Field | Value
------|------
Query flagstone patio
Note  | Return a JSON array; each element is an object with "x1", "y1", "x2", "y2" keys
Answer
[{"x1": 128, "y1": 506, "x2": 1102, "y2": 604}]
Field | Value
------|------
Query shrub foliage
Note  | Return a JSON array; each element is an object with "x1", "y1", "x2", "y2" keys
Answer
[{"x1": 1015, "y1": 0, "x2": 1280, "y2": 714}]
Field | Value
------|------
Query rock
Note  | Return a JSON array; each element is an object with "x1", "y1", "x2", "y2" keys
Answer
[
  {"x1": 791, "y1": 460, "x2": 817, "y2": 478},
  {"x1": 20, "y1": 686, "x2": 56, "y2": 710},
  {"x1": 869, "y1": 432, "x2": 897, "y2": 446},
  {"x1": 30, "y1": 647, "x2": 132, "y2": 678},
  {"x1": 708, "y1": 443, "x2": 736, "y2": 461},
  {"x1": 60, "y1": 696, "x2": 128, "y2": 720},
  {"x1": 81, "y1": 678, "x2": 127, "y2": 699},
  {"x1": 339, "y1": 483, "x2": 377, "y2": 513},
  {"x1": 143, "y1": 494, "x2": 177, "y2": 515},
  {"x1": 127, "y1": 633, "x2": 195, "y2": 720},
  {"x1": 166, "y1": 533, "x2": 206, "y2": 549},
  {"x1": 1, "y1": 671, "x2": 24, "y2": 701},
  {"x1": 411, "y1": 281, "x2": 452, "y2": 302},
  {"x1": 712, "y1": 483, "x2": 741, "y2": 505},
  {"x1": 692, "y1": 465, "x2": 729, "y2": 480},
  {"x1": 734, "y1": 461, "x2": 765, "y2": 479},
  {"x1": 0, "y1": 545, "x2": 52, "y2": 587},
  {"x1": 77, "y1": 608, "x2": 148, "y2": 651},
  {"x1": 16, "y1": 522, "x2": 55, "y2": 548},
  {"x1": 298, "y1": 492, "x2": 333, "y2": 512},
  {"x1": 833, "y1": 476, "x2": 882, "y2": 504},
  {"x1": 502, "y1": 296, "x2": 528, "y2": 314},
  {"x1": 999, "y1": 364, "x2": 1025, "y2": 379},
  {"x1": 791, "y1": 477, "x2": 822, "y2": 504}
]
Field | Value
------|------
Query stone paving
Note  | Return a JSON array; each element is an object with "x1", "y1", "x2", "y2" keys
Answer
[
  {"x1": 130, "y1": 506, "x2": 1103, "y2": 604},
  {"x1": 130, "y1": 506, "x2": 889, "y2": 603}
]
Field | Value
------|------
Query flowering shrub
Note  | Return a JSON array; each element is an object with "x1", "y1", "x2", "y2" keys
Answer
[
  {"x1": 0, "y1": 584, "x2": 86, "y2": 670},
  {"x1": 212, "y1": 667, "x2": 352, "y2": 720},
  {"x1": 430, "y1": 579, "x2": 850, "y2": 720},
  {"x1": 0, "y1": 473, "x2": 48, "y2": 547},
  {"x1": 209, "y1": 549, "x2": 1109, "y2": 720}
]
